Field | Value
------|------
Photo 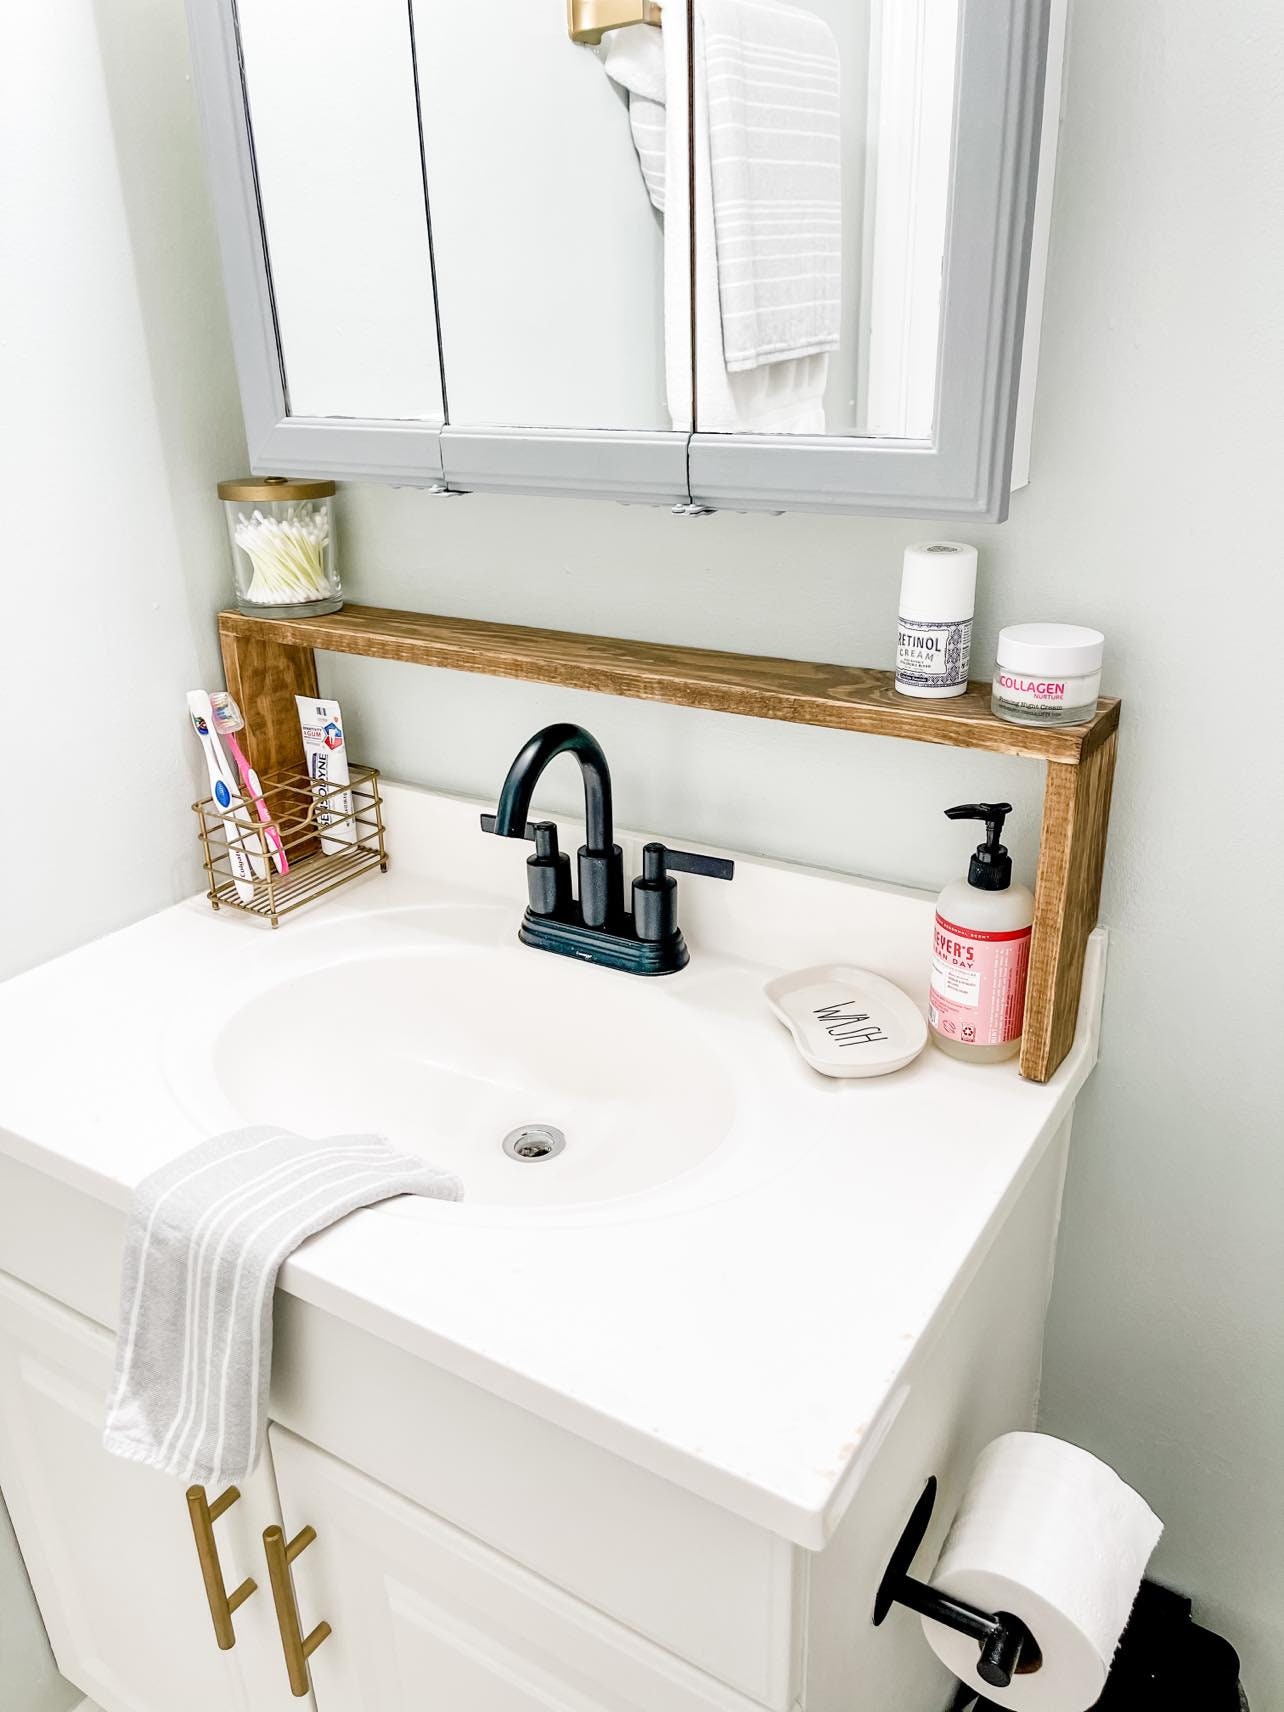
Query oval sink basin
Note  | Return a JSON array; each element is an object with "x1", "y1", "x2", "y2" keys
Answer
[{"x1": 206, "y1": 945, "x2": 739, "y2": 1208}]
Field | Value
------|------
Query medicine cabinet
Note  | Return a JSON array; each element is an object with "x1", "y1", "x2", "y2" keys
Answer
[{"x1": 186, "y1": 0, "x2": 1063, "y2": 520}]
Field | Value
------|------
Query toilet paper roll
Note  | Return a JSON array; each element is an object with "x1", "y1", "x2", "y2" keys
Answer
[{"x1": 922, "y1": 1433, "x2": 1162, "y2": 1712}]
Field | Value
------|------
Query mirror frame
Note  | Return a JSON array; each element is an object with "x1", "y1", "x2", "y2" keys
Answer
[{"x1": 188, "y1": 0, "x2": 1050, "y2": 521}]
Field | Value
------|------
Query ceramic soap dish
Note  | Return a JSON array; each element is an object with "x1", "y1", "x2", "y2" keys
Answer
[{"x1": 764, "y1": 964, "x2": 928, "y2": 1079}]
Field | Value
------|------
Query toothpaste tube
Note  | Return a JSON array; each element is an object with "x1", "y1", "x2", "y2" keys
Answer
[{"x1": 295, "y1": 695, "x2": 355, "y2": 852}]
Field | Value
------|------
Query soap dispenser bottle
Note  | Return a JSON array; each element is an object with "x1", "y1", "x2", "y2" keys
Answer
[{"x1": 930, "y1": 803, "x2": 1034, "y2": 1063}]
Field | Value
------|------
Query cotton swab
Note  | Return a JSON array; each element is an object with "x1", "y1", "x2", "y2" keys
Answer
[{"x1": 233, "y1": 504, "x2": 331, "y2": 605}]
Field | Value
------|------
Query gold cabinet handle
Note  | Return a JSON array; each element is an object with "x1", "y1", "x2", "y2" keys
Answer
[
  {"x1": 186, "y1": 1484, "x2": 256, "y2": 1650},
  {"x1": 263, "y1": 1523, "x2": 332, "y2": 1697}
]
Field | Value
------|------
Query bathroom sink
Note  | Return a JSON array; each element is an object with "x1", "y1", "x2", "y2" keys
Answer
[
  {"x1": 160, "y1": 905, "x2": 785, "y2": 1214},
  {"x1": 0, "y1": 782, "x2": 1107, "y2": 1551}
]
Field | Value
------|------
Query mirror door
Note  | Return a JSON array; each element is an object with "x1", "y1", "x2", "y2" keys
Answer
[
  {"x1": 686, "y1": 0, "x2": 957, "y2": 443},
  {"x1": 235, "y1": 0, "x2": 445, "y2": 425},
  {"x1": 413, "y1": 0, "x2": 677, "y2": 433},
  {"x1": 686, "y1": 0, "x2": 1050, "y2": 518},
  {"x1": 415, "y1": 0, "x2": 692, "y2": 502},
  {"x1": 195, "y1": 0, "x2": 450, "y2": 480}
]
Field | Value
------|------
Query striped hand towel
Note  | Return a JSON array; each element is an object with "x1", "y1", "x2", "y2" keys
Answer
[
  {"x1": 700, "y1": 0, "x2": 842, "y2": 372},
  {"x1": 103, "y1": 1126, "x2": 462, "y2": 1485}
]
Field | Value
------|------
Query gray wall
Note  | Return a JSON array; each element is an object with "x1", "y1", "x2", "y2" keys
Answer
[
  {"x1": 316, "y1": 0, "x2": 1283, "y2": 1698},
  {"x1": 0, "y1": 2, "x2": 242, "y2": 1704},
  {"x1": 0, "y1": 0, "x2": 241, "y2": 985},
  {"x1": 0, "y1": 1496, "x2": 77, "y2": 1712}
]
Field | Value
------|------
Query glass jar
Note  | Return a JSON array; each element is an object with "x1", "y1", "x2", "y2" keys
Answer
[
  {"x1": 218, "y1": 477, "x2": 341, "y2": 617},
  {"x1": 991, "y1": 623, "x2": 1105, "y2": 727}
]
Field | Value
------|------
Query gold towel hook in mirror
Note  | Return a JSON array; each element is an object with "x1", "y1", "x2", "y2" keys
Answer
[{"x1": 568, "y1": 0, "x2": 662, "y2": 45}]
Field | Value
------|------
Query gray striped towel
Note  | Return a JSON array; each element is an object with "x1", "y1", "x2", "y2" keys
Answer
[
  {"x1": 701, "y1": 0, "x2": 842, "y2": 371},
  {"x1": 103, "y1": 1126, "x2": 462, "y2": 1485}
]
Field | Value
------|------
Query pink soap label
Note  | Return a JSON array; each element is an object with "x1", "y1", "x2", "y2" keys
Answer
[{"x1": 929, "y1": 912, "x2": 1032, "y2": 1047}]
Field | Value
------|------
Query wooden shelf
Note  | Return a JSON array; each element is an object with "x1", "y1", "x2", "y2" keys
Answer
[
  {"x1": 220, "y1": 604, "x2": 1120, "y2": 1085},
  {"x1": 219, "y1": 605, "x2": 1119, "y2": 764}
]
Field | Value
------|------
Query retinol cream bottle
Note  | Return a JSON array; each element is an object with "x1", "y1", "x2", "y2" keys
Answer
[
  {"x1": 895, "y1": 542, "x2": 978, "y2": 699},
  {"x1": 930, "y1": 803, "x2": 1034, "y2": 1063}
]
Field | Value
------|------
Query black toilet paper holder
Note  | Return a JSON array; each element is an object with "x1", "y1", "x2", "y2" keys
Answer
[{"x1": 873, "y1": 1477, "x2": 1038, "y2": 1691}]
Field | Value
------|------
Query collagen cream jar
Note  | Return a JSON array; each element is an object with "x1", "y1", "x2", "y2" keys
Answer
[{"x1": 991, "y1": 623, "x2": 1105, "y2": 726}]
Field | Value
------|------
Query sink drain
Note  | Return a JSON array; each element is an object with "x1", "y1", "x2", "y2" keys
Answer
[{"x1": 502, "y1": 1124, "x2": 566, "y2": 1162}]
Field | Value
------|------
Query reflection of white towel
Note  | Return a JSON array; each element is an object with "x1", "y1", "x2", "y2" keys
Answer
[
  {"x1": 603, "y1": 4, "x2": 833, "y2": 434},
  {"x1": 602, "y1": 21, "x2": 691, "y2": 429},
  {"x1": 701, "y1": 0, "x2": 841, "y2": 371},
  {"x1": 600, "y1": 25, "x2": 668, "y2": 212}
]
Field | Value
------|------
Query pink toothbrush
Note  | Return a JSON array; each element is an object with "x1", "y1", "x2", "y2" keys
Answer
[{"x1": 208, "y1": 692, "x2": 290, "y2": 876}]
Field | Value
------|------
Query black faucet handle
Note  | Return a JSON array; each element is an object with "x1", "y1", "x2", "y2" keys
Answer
[
  {"x1": 481, "y1": 815, "x2": 572, "y2": 918},
  {"x1": 480, "y1": 812, "x2": 538, "y2": 839},
  {"x1": 643, "y1": 842, "x2": 735, "y2": 883},
  {"x1": 633, "y1": 843, "x2": 734, "y2": 944},
  {"x1": 527, "y1": 822, "x2": 571, "y2": 917}
]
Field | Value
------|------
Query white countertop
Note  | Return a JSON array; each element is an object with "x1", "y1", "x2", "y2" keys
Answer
[{"x1": 0, "y1": 782, "x2": 1104, "y2": 1548}]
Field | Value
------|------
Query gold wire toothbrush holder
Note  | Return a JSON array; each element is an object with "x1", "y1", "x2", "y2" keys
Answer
[{"x1": 193, "y1": 764, "x2": 387, "y2": 928}]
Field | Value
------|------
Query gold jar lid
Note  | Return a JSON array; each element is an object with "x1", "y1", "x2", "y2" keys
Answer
[{"x1": 217, "y1": 476, "x2": 337, "y2": 502}]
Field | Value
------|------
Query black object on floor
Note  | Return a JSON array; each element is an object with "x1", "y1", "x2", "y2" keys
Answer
[{"x1": 947, "y1": 1580, "x2": 1245, "y2": 1711}]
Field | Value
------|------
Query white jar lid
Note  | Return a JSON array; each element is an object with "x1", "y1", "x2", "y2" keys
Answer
[
  {"x1": 996, "y1": 623, "x2": 1105, "y2": 676},
  {"x1": 899, "y1": 541, "x2": 978, "y2": 619}
]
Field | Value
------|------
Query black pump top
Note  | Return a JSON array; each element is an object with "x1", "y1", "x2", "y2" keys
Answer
[{"x1": 945, "y1": 802, "x2": 1013, "y2": 891}]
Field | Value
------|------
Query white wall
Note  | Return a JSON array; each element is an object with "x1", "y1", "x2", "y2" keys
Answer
[
  {"x1": 0, "y1": 1, "x2": 244, "y2": 1701},
  {"x1": 0, "y1": 1494, "x2": 75, "y2": 1712},
  {"x1": 0, "y1": 0, "x2": 243, "y2": 981},
  {"x1": 314, "y1": 1, "x2": 1284, "y2": 1698}
]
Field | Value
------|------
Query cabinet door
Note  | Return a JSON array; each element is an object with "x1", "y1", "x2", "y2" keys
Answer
[
  {"x1": 268, "y1": 1423, "x2": 766, "y2": 1712},
  {"x1": 0, "y1": 1271, "x2": 308, "y2": 1712}
]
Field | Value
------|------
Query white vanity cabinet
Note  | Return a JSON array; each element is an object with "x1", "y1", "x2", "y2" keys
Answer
[
  {"x1": 0, "y1": 1272, "x2": 308, "y2": 1712},
  {"x1": 267, "y1": 1423, "x2": 768, "y2": 1712},
  {"x1": 0, "y1": 1265, "x2": 787, "y2": 1712},
  {"x1": 0, "y1": 1107, "x2": 1073, "y2": 1712}
]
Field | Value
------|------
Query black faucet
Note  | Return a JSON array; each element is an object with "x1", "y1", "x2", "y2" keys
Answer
[
  {"x1": 486, "y1": 722, "x2": 623, "y2": 929},
  {"x1": 480, "y1": 722, "x2": 733, "y2": 974}
]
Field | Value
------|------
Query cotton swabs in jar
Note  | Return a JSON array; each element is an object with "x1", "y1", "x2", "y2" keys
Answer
[{"x1": 233, "y1": 504, "x2": 331, "y2": 605}]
